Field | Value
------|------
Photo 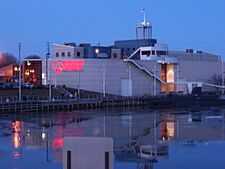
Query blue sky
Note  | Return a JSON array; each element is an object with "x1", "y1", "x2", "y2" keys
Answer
[{"x1": 0, "y1": 0, "x2": 225, "y2": 58}]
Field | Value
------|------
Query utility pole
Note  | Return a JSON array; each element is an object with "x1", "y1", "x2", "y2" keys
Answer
[
  {"x1": 102, "y1": 64, "x2": 106, "y2": 98},
  {"x1": 154, "y1": 66, "x2": 157, "y2": 96},
  {"x1": 46, "y1": 42, "x2": 50, "y2": 83},
  {"x1": 128, "y1": 64, "x2": 132, "y2": 96},
  {"x1": 222, "y1": 56, "x2": 224, "y2": 94},
  {"x1": 18, "y1": 43, "x2": 22, "y2": 102},
  {"x1": 46, "y1": 42, "x2": 52, "y2": 101}
]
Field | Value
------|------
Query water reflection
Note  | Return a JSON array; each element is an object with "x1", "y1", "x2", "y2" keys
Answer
[
  {"x1": 0, "y1": 108, "x2": 225, "y2": 169},
  {"x1": 12, "y1": 121, "x2": 22, "y2": 149}
]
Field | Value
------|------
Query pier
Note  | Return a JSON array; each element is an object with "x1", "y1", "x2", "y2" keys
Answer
[
  {"x1": 0, "y1": 97, "x2": 153, "y2": 113},
  {"x1": 0, "y1": 94, "x2": 225, "y2": 113}
]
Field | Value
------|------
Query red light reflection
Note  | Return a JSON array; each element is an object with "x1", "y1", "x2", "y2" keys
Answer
[
  {"x1": 52, "y1": 138, "x2": 63, "y2": 149},
  {"x1": 12, "y1": 121, "x2": 22, "y2": 149}
]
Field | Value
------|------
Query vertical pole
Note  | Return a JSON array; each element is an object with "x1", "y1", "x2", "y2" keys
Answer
[
  {"x1": 222, "y1": 56, "x2": 224, "y2": 94},
  {"x1": 154, "y1": 66, "x2": 157, "y2": 96},
  {"x1": 18, "y1": 43, "x2": 22, "y2": 102},
  {"x1": 46, "y1": 42, "x2": 50, "y2": 85},
  {"x1": 49, "y1": 60, "x2": 52, "y2": 101},
  {"x1": 103, "y1": 64, "x2": 106, "y2": 98},
  {"x1": 103, "y1": 116, "x2": 106, "y2": 137},
  {"x1": 78, "y1": 70, "x2": 80, "y2": 99},
  {"x1": 128, "y1": 64, "x2": 132, "y2": 96},
  {"x1": 46, "y1": 43, "x2": 52, "y2": 101},
  {"x1": 177, "y1": 65, "x2": 179, "y2": 92}
]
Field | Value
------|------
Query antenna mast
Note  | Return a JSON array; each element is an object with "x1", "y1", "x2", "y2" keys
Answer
[{"x1": 136, "y1": 8, "x2": 152, "y2": 39}]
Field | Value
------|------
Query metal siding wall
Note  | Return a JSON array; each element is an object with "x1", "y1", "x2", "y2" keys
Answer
[{"x1": 48, "y1": 59, "x2": 155, "y2": 96}]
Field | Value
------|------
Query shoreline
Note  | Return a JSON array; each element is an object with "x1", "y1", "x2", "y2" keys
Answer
[{"x1": 0, "y1": 95, "x2": 225, "y2": 113}]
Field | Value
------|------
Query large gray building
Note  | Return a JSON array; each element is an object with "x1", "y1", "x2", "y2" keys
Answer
[{"x1": 42, "y1": 13, "x2": 224, "y2": 97}]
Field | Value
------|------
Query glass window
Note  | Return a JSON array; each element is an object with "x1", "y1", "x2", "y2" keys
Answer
[
  {"x1": 55, "y1": 52, "x2": 59, "y2": 57},
  {"x1": 67, "y1": 52, "x2": 71, "y2": 57},
  {"x1": 142, "y1": 51, "x2": 151, "y2": 56},
  {"x1": 62, "y1": 52, "x2": 65, "y2": 57},
  {"x1": 77, "y1": 52, "x2": 80, "y2": 57}
]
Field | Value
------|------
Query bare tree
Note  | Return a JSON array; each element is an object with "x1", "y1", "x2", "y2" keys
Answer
[
  {"x1": 208, "y1": 74, "x2": 223, "y2": 85},
  {"x1": 0, "y1": 53, "x2": 17, "y2": 68},
  {"x1": 24, "y1": 55, "x2": 41, "y2": 59}
]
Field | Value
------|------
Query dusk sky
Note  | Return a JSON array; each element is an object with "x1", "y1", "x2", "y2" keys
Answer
[{"x1": 0, "y1": 0, "x2": 225, "y2": 58}]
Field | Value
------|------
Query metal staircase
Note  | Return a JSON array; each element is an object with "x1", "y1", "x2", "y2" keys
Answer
[{"x1": 124, "y1": 59, "x2": 164, "y2": 83}]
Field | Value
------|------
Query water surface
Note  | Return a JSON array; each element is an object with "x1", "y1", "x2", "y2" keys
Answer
[{"x1": 0, "y1": 107, "x2": 225, "y2": 169}]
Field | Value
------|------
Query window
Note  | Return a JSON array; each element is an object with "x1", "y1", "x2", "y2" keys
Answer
[
  {"x1": 113, "y1": 53, "x2": 117, "y2": 58},
  {"x1": 67, "y1": 52, "x2": 71, "y2": 57},
  {"x1": 141, "y1": 51, "x2": 151, "y2": 56},
  {"x1": 152, "y1": 51, "x2": 155, "y2": 55},
  {"x1": 157, "y1": 51, "x2": 167, "y2": 56},
  {"x1": 56, "y1": 52, "x2": 59, "y2": 57},
  {"x1": 62, "y1": 52, "x2": 65, "y2": 57},
  {"x1": 77, "y1": 52, "x2": 80, "y2": 57}
]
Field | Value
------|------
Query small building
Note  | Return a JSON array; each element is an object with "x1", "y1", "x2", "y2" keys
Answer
[
  {"x1": 0, "y1": 64, "x2": 20, "y2": 82},
  {"x1": 63, "y1": 137, "x2": 113, "y2": 169},
  {"x1": 22, "y1": 59, "x2": 42, "y2": 85}
]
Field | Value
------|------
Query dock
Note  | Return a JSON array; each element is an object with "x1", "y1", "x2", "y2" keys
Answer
[{"x1": 0, "y1": 97, "x2": 152, "y2": 113}]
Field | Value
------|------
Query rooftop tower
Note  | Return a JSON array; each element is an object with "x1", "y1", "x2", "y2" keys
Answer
[{"x1": 136, "y1": 8, "x2": 152, "y2": 39}]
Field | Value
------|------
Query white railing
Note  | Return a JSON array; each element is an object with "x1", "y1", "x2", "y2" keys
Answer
[{"x1": 124, "y1": 59, "x2": 164, "y2": 83}]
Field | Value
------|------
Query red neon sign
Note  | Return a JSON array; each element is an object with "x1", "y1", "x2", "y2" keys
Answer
[{"x1": 52, "y1": 60, "x2": 85, "y2": 74}]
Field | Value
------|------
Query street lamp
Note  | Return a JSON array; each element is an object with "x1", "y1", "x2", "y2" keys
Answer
[
  {"x1": 221, "y1": 56, "x2": 224, "y2": 94},
  {"x1": 101, "y1": 64, "x2": 106, "y2": 98},
  {"x1": 152, "y1": 65, "x2": 157, "y2": 96},
  {"x1": 77, "y1": 69, "x2": 80, "y2": 99}
]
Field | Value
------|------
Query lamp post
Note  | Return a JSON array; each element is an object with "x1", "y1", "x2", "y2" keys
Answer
[
  {"x1": 176, "y1": 65, "x2": 180, "y2": 92},
  {"x1": 102, "y1": 64, "x2": 106, "y2": 98},
  {"x1": 18, "y1": 43, "x2": 22, "y2": 102},
  {"x1": 222, "y1": 56, "x2": 224, "y2": 94},
  {"x1": 77, "y1": 69, "x2": 80, "y2": 99},
  {"x1": 128, "y1": 64, "x2": 132, "y2": 97},
  {"x1": 152, "y1": 65, "x2": 157, "y2": 96},
  {"x1": 48, "y1": 59, "x2": 52, "y2": 101}
]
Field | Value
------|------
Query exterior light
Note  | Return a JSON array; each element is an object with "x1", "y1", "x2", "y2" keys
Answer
[
  {"x1": 95, "y1": 49, "x2": 99, "y2": 54},
  {"x1": 42, "y1": 133, "x2": 46, "y2": 140},
  {"x1": 27, "y1": 61, "x2": 31, "y2": 66},
  {"x1": 30, "y1": 69, "x2": 35, "y2": 73}
]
